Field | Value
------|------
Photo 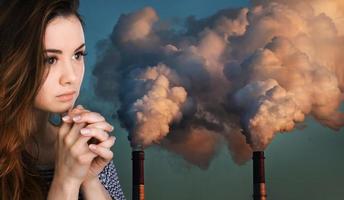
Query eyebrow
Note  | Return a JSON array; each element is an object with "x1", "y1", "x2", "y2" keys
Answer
[{"x1": 44, "y1": 43, "x2": 85, "y2": 54}]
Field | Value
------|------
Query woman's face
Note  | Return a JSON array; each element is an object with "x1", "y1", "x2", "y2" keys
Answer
[{"x1": 34, "y1": 15, "x2": 85, "y2": 114}]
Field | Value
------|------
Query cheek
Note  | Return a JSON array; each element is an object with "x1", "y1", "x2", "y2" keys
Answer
[
  {"x1": 77, "y1": 64, "x2": 85, "y2": 84},
  {"x1": 34, "y1": 86, "x2": 50, "y2": 108},
  {"x1": 34, "y1": 74, "x2": 54, "y2": 108}
]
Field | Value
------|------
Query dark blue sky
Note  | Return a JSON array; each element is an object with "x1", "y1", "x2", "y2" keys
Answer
[{"x1": 77, "y1": 1, "x2": 344, "y2": 199}]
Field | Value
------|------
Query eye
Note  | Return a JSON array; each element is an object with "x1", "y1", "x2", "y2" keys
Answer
[
  {"x1": 73, "y1": 51, "x2": 88, "y2": 60},
  {"x1": 44, "y1": 56, "x2": 57, "y2": 65}
]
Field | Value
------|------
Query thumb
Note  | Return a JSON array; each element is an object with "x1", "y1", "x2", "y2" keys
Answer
[{"x1": 58, "y1": 107, "x2": 74, "y2": 139}]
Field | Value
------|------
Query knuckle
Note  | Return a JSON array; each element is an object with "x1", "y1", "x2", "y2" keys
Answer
[
  {"x1": 70, "y1": 146, "x2": 79, "y2": 157},
  {"x1": 103, "y1": 130, "x2": 109, "y2": 140},
  {"x1": 107, "y1": 123, "x2": 114, "y2": 132},
  {"x1": 77, "y1": 155, "x2": 86, "y2": 164}
]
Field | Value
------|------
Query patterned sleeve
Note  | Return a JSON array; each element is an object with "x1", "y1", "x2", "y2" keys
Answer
[{"x1": 98, "y1": 160, "x2": 126, "y2": 200}]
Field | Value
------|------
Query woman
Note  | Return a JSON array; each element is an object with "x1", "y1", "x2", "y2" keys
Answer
[{"x1": 0, "y1": 0, "x2": 126, "y2": 199}]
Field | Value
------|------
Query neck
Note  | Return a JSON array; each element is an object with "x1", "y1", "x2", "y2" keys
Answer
[{"x1": 31, "y1": 108, "x2": 58, "y2": 148}]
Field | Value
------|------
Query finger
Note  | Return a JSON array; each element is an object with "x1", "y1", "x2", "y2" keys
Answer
[
  {"x1": 80, "y1": 127, "x2": 110, "y2": 142},
  {"x1": 58, "y1": 107, "x2": 74, "y2": 139},
  {"x1": 96, "y1": 136, "x2": 116, "y2": 149},
  {"x1": 72, "y1": 135, "x2": 93, "y2": 149},
  {"x1": 62, "y1": 105, "x2": 90, "y2": 123},
  {"x1": 71, "y1": 112, "x2": 105, "y2": 124},
  {"x1": 79, "y1": 136, "x2": 115, "y2": 163},
  {"x1": 73, "y1": 135, "x2": 115, "y2": 150},
  {"x1": 58, "y1": 119, "x2": 72, "y2": 143},
  {"x1": 72, "y1": 104, "x2": 90, "y2": 113},
  {"x1": 64, "y1": 121, "x2": 87, "y2": 146},
  {"x1": 86, "y1": 121, "x2": 114, "y2": 133},
  {"x1": 88, "y1": 145, "x2": 114, "y2": 161},
  {"x1": 76, "y1": 151, "x2": 98, "y2": 165}
]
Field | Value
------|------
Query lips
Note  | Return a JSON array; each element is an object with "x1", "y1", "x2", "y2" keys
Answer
[
  {"x1": 56, "y1": 91, "x2": 76, "y2": 102},
  {"x1": 57, "y1": 91, "x2": 76, "y2": 97}
]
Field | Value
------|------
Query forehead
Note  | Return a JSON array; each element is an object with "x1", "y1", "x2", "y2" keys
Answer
[{"x1": 44, "y1": 15, "x2": 84, "y2": 50}]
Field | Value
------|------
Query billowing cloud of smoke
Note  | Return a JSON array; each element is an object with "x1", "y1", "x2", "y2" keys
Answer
[
  {"x1": 126, "y1": 64, "x2": 187, "y2": 147},
  {"x1": 93, "y1": 0, "x2": 344, "y2": 168}
]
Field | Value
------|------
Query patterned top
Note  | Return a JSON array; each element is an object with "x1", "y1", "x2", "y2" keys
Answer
[{"x1": 36, "y1": 160, "x2": 126, "y2": 200}]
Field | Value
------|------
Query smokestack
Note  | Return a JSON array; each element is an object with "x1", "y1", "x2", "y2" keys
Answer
[
  {"x1": 252, "y1": 151, "x2": 267, "y2": 200},
  {"x1": 132, "y1": 146, "x2": 145, "y2": 200}
]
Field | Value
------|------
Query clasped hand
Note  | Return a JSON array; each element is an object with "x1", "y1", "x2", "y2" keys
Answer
[{"x1": 56, "y1": 104, "x2": 116, "y2": 185}]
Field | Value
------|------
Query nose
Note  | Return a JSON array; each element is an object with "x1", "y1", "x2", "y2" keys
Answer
[{"x1": 59, "y1": 59, "x2": 77, "y2": 85}]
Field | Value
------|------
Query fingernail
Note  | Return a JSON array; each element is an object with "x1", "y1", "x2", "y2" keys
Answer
[
  {"x1": 110, "y1": 126, "x2": 114, "y2": 131},
  {"x1": 89, "y1": 144, "x2": 96, "y2": 150},
  {"x1": 62, "y1": 115, "x2": 71, "y2": 121},
  {"x1": 76, "y1": 104, "x2": 84, "y2": 108},
  {"x1": 73, "y1": 115, "x2": 81, "y2": 121},
  {"x1": 80, "y1": 128, "x2": 90, "y2": 135}
]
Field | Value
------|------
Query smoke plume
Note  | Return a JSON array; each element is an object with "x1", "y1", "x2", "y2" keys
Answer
[{"x1": 93, "y1": 0, "x2": 344, "y2": 168}]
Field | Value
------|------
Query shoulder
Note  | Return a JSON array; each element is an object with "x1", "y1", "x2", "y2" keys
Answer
[{"x1": 98, "y1": 160, "x2": 126, "y2": 200}]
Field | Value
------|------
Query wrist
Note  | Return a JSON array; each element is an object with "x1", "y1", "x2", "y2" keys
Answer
[
  {"x1": 48, "y1": 176, "x2": 82, "y2": 200},
  {"x1": 81, "y1": 176, "x2": 100, "y2": 192},
  {"x1": 80, "y1": 176, "x2": 112, "y2": 200},
  {"x1": 56, "y1": 177, "x2": 81, "y2": 189},
  {"x1": 81, "y1": 176, "x2": 99, "y2": 187}
]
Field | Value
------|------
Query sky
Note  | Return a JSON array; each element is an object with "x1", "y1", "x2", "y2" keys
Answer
[{"x1": 76, "y1": 1, "x2": 344, "y2": 199}]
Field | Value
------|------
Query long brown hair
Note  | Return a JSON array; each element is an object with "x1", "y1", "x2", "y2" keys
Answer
[{"x1": 0, "y1": 0, "x2": 84, "y2": 199}]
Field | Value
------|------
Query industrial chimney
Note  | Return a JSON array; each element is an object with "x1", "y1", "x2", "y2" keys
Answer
[
  {"x1": 240, "y1": 122, "x2": 267, "y2": 200},
  {"x1": 132, "y1": 145, "x2": 145, "y2": 200},
  {"x1": 252, "y1": 151, "x2": 267, "y2": 200}
]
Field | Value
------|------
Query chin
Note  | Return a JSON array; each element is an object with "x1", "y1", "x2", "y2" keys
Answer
[
  {"x1": 34, "y1": 98, "x2": 78, "y2": 114},
  {"x1": 51, "y1": 101, "x2": 76, "y2": 113}
]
